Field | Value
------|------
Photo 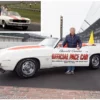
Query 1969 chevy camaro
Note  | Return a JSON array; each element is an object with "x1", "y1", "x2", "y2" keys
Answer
[
  {"x1": 0, "y1": 11, "x2": 31, "y2": 30},
  {"x1": 0, "y1": 38, "x2": 100, "y2": 78}
]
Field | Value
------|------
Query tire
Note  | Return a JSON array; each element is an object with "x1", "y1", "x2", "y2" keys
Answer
[
  {"x1": 2, "y1": 20, "x2": 7, "y2": 29},
  {"x1": 15, "y1": 59, "x2": 39, "y2": 78},
  {"x1": 89, "y1": 55, "x2": 100, "y2": 69},
  {"x1": 22, "y1": 26, "x2": 28, "y2": 30}
]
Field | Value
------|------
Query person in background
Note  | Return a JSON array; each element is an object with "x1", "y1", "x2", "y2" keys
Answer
[
  {"x1": 29, "y1": 3, "x2": 32, "y2": 8},
  {"x1": 4, "y1": 5, "x2": 8, "y2": 11},
  {"x1": 62, "y1": 27, "x2": 82, "y2": 74},
  {"x1": 1, "y1": 5, "x2": 5, "y2": 12}
]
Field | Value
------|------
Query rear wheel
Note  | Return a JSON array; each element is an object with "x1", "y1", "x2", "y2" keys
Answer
[
  {"x1": 15, "y1": 59, "x2": 39, "y2": 78},
  {"x1": 89, "y1": 55, "x2": 100, "y2": 69},
  {"x1": 2, "y1": 20, "x2": 7, "y2": 29},
  {"x1": 22, "y1": 26, "x2": 28, "y2": 30}
]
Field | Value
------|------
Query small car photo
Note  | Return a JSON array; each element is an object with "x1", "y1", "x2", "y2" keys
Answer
[{"x1": 0, "y1": 11, "x2": 31, "y2": 30}]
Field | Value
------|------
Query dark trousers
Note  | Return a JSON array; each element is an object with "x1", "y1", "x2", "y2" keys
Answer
[{"x1": 67, "y1": 66, "x2": 75, "y2": 71}]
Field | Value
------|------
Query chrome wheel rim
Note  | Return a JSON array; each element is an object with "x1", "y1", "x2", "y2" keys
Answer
[
  {"x1": 2, "y1": 23, "x2": 5, "y2": 28},
  {"x1": 22, "y1": 61, "x2": 35, "y2": 75},
  {"x1": 92, "y1": 56, "x2": 99, "y2": 67}
]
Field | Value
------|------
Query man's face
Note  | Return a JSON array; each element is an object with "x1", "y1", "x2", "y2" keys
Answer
[{"x1": 70, "y1": 28, "x2": 75, "y2": 35}]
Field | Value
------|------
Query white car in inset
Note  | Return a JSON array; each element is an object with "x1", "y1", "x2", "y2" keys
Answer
[
  {"x1": 0, "y1": 11, "x2": 31, "y2": 30},
  {"x1": 0, "y1": 38, "x2": 99, "y2": 78}
]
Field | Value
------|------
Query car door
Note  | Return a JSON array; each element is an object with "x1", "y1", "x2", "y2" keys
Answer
[{"x1": 52, "y1": 47, "x2": 89, "y2": 67}]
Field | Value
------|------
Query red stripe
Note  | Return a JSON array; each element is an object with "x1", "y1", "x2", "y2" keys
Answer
[
  {"x1": 9, "y1": 46, "x2": 43, "y2": 50},
  {"x1": 9, "y1": 16, "x2": 18, "y2": 20},
  {"x1": 21, "y1": 17, "x2": 25, "y2": 20}
]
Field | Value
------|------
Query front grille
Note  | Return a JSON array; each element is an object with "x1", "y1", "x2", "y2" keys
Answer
[{"x1": 13, "y1": 20, "x2": 27, "y2": 23}]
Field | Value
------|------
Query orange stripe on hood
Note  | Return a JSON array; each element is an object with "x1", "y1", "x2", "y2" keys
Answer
[
  {"x1": 21, "y1": 17, "x2": 25, "y2": 20},
  {"x1": 9, "y1": 45, "x2": 43, "y2": 50},
  {"x1": 9, "y1": 16, "x2": 19, "y2": 20}
]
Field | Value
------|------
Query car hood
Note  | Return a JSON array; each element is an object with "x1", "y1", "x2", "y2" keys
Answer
[
  {"x1": 0, "y1": 45, "x2": 53, "y2": 59},
  {"x1": 7, "y1": 16, "x2": 30, "y2": 20}
]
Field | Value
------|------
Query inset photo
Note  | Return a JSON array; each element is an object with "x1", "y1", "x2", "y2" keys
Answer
[{"x1": 0, "y1": 1, "x2": 41, "y2": 31}]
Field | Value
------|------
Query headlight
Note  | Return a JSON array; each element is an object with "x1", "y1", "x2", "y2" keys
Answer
[{"x1": 27, "y1": 20, "x2": 31, "y2": 23}]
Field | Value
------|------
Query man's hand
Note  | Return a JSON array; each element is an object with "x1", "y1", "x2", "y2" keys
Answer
[
  {"x1": 77, "y1": 46, "x2": 80, "y2": 50},
  {"x1": 57, "y1": 43, "x2": 63, "y2": 47}
]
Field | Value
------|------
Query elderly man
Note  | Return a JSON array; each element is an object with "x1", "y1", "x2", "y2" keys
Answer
[{"x1": 62, "y1": 27, "x2": 82, "y2": 74}]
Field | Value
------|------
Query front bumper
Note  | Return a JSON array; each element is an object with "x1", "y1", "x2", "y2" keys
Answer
[{"x1": 7, "y1": 22, "x2": 30, "y2": 26}]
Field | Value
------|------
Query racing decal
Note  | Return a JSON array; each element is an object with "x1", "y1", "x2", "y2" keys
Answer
[
  {"x1": 52, "y1": 49, "x2": 89, "y2": 64},
  {"x1": 9, "y1": 16, "x2": 26, "y2": 21},
  {"x1": 9, "y1": 45, "x2": 43, "y2": 50}
]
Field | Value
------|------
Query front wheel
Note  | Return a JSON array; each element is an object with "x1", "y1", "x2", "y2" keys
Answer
[
  {"x1": 15, "y1": 59, "x2": 39, "y2": 78},
  {"x1": 89, "y1": 55, "x2": 100, "y2": 69},
  {"x1": 2, "y1": 21, "x2": 7, "y2": 29}
]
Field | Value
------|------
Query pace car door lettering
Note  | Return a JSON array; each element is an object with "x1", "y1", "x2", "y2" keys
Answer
[
  {"x1": 52, "y1": 53, "x2": 88, "y2": 60},
  {"x1": 52, "y1": 48, "x2": 89, "y2": 66}
]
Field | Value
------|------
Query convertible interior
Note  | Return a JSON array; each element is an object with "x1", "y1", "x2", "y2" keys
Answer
[{"x1": 57, "y1": 42, "x2": 96, "y2": 48}]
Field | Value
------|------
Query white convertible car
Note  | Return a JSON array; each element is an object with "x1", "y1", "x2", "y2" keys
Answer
[
  {"x1": 0, "y1": 11, "x2": 31, "y2": 30},
  {"x1": 0, "y1": 38, "x2": 100, "y2": 78}
]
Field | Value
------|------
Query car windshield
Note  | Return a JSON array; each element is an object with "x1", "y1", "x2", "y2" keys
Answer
[
  {"x1": 1, "y1": 11, "x2": 21, "y2": 17},
  {"x1": 7, "y1": 11, "x2": 21, "y2": 16},
  {"x1": 39, "y1": 38, "x2": 59, "y2": 47}
]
